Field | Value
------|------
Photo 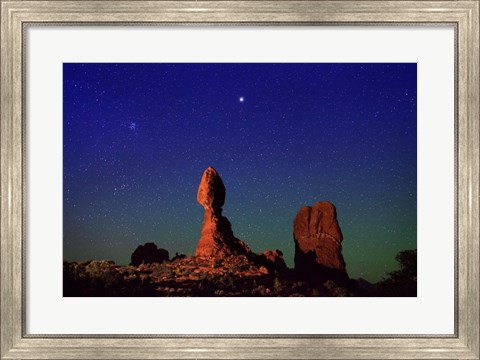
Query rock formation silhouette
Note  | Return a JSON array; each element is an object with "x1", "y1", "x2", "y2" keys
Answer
[
  {"x1": 130, "y1": 242, "x2": 169, "y2": 266},
  {"x1": 195, "y1": 166, "x2": 252, "y2": 258},
  {"x1": 293, "y1": 201, "x2": 348, "y2": 280}
]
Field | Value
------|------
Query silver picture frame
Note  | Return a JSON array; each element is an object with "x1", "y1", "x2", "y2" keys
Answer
[{"x1": 1, "y1": 1, "x2": 478, "y2": 358}]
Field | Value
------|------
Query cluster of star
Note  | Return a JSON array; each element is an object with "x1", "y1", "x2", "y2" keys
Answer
[{"x1": 63, "y1": 63, "x2": 416, "y2": 282}]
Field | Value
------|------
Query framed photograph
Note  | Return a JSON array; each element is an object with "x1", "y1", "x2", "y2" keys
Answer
[{"x1": 1, "y1": 0, "x2": 478, "y2": 358}]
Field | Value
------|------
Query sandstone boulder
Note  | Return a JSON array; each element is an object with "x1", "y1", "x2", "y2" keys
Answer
[
  {"x1": 197, "y1": 166, "x2": 226, "y2": 211},
  {"x1": 293, "y1": 201, "x2": 348, "y2": 280}
]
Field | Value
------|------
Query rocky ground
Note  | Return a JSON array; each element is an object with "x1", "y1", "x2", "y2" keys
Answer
[
  {"x1": 63, "y1": 167, "x2": 416, "y2": 297},
  {"x1": 63, "y1": 255, "x2": 357, "y2": 297}
]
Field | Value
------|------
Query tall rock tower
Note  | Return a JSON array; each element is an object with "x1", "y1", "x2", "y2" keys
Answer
[
  {"x1": 195, "y1": 166, "x2": 251, "y2": 258},
  {"x1": 293, "y1": 201, "x2": 348, "y2": 281}
]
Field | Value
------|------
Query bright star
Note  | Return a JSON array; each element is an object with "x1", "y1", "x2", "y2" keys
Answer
[{"x1": 239, "y1": 97, "x2": 244, "y2": 103}]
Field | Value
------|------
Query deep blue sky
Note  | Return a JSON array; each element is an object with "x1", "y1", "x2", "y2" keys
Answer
[{"x1": 63, "y1": 63, "x2": 416, "y2": 282}]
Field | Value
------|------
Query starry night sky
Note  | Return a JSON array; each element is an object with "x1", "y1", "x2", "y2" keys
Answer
[{"x1": 63, "y1": 63, "x2": 416, "y2": 283}]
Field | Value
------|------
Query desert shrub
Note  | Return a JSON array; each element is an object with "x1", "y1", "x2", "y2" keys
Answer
[
  {"x1": 149, "y1": 263, "x2": 173, "y2": 278},
  {"x1": 122, "y1": 265, "x2": 137, "y2": 276},
  {"x1": 64, "y1": 260, "x2": 92, "y2": 279},
  {"x1": 172, "y1": 265, "x2": 194, "y2": 277},
  {"x1": 376, "y1": 249, "x2": 417, "y2": 296},
  {"x1": 195, "y1": 273, "x2": 240, "y2": 295},
  {"x1": 292, "y1": 281, "x2": 309, "y2": 293},
  {"x1": 213, "y1": 258, "x2": 223, "y2": 268},
  {"x1": 218, "y1": 275, "x2": 236, "y2": 291},
  {"x1": 136, "y1": 263, "x2": 153, "y2": 273},
  {"x1": 273, "y1": 277, "x2": 283, "y2": 293},
  {"x1": 139, "y1": 273, "x2": 151, "y2": 285},
  {"x1": 257, "y1": 285, "x2": 267, "y2": 296},
  {"x1": 85, "y1": 260, "x2": 123, "y2": 289},
  {"x1": 64, "y1": 261, "x2": 80, "y2": 281},
  {"x1": 63, "y1": 261, "x2": 94, "y2": 295},
  {"x1": 181, "y1": 267, "x2": 194, "y2": 276},
  {"x1": 323, "y1": 280, "x2": 349, "y2": 296},
  {"x1": 229, "y1": 264, "x2": 240, "y2": 273},
  {"x1": 63, "y1": 260, "x2": 123, "y2": 296},
  {"x1": 228, "y1": 256, "x2": 251, "y2": 273},
  {"x1": 197, "y1": 276, "x2": 216, "y2": 296},
  {"x1": 311, "y1": 287, "x2": 322, "y2": 297},
  {"x1": 172, "y1": 266, "x2": 188, "y2": 276}
]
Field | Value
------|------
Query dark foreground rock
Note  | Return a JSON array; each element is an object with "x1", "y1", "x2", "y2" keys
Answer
[{"x1": 130, "y1": 242, "x2": 169, "y2": 266}]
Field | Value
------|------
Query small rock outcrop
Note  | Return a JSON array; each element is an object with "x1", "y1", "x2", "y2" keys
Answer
[
  {"x1": 258, "y1": 249, "x2": 288, "y2": 272},
  {"x1": 130, "y1": 243, "x2": 169, "y2": 266},
  {"x1": 171, "y1": 252, "x2": 186, "y2": 262},
  {"x1": 293, "y1": 201, "x2": 348, "y2": 280},
  {"x1": 195, "y1": 167, "x2": 251, "y2": 258}
]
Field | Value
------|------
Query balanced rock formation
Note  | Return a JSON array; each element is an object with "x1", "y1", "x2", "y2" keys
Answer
[
  {"x1": 293, "y1": 201, "x2": 348, "y2": 280},
  {"x1": 195, "y1": 167, "x2": 251, "y2": 258},
  {"x1": 130, "y1": 242, "x2": 169, "y2": 266}
]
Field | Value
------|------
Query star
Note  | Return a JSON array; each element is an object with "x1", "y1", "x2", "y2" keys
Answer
[{"x1": 239, "y1": 96, "x2": 244, "y2": 103}]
